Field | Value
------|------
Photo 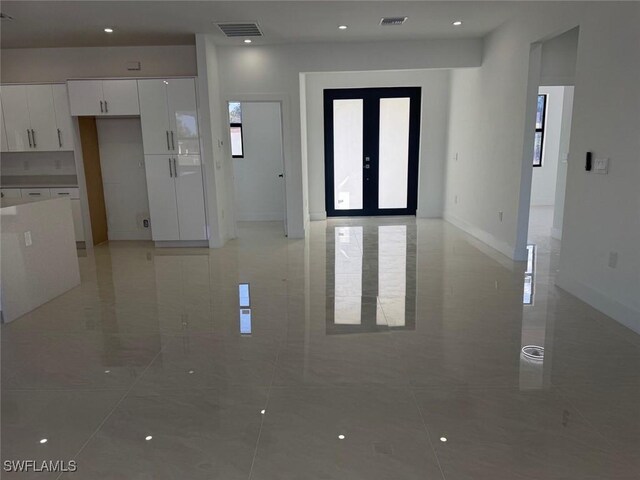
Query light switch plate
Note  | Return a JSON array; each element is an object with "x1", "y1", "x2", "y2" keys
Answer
[
  {"x1": 594, "y1": 157, "x2": 609, "y2": 174},
  {"x1": 24, "y1": 231, "x2": 32, "y2": 246}
]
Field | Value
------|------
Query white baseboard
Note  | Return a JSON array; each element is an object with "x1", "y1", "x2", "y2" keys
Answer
[
  {"x1": 443, "y1": 211, "x2": 518, "y2": 261},
  {"x1": 556, "y1": 272, "x2": 640, "y2": 335},
  {"x1": 310, "y1": 211, "x2": 327, "y2": 221},
  {"x1": 416, "y1": 209, "x2": 442, "y2": 219}
]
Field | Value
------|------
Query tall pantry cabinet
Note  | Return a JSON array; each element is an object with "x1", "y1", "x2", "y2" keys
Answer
[{"x1": 138, "y1": 78, "x2": 207, "y2": 242}]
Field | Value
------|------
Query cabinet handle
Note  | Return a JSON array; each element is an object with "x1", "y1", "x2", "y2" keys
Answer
[
  {"x1": 27, "y1": 129, "x2": 33, "y2": 148},
  {"x1": 173, "y1": 158, "x2": 177, "y2": 177},
  {"x1": 168, "y1": 158, "x2": 173, "y2": 177},
  {"x1": 171, "y1": 131, "x2": 175, "y2": 151},
  {"x1": 100, "y1": 101, "x2": 104, "y2": 113},
  {"x1": 105, "y1": 101, "x2": 108, "y2": 113},
  {"x1": 31, "y1": 129, "x2": 36, "y2": 148},
  {"x1": 166, "y1": 131, "x2": 170, "y2": 150},
  {"x1": 57, "y1": 192, "x2": 70, "y2": 196},
  {"x1": 28, "y1": 193, "x2": 41, "y2": 196},
  {"x1": 57, "y1": 128, "x2": 62, "y2": 148}
]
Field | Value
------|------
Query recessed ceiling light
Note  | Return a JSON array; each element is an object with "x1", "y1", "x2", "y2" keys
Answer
[
  {"x1": 440, "y1": 437, "x2": 448, "y2": 442},
  {"x1": 338, "y1": 25, "x2": 348, "y2": 30},
  {"x1": 188, "y1": 369, "x2": 195, "y2": 374},
  {"x1": 104, "y1": 370, "x2": 110, "y2": 374},
  {"x1": 260, "y1": 409, "x2": 266, "y2": 415},
  {"x1": 145, "y1": 435, "x2": 153, "y2": 441},
  {"x1": 244, "y1": 39, "x2": 252, "y2": 44},
  {"x1": 338, "y1": 434, "x2": 345, "y2": 440},
  {"x1": 104, "y1": 27, "x2": 114, "y2": 33},
  {"x1": 452, "y1": 21, "x2": 463, "y2": 26},
  {"x1": 39, "y1": 438, "x2": 48, "y2": 444}
]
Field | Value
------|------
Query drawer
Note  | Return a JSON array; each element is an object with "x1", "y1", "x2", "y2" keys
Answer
[
  {"x1": 21, "y1": 188, "x2": 52, "y2": 200},
  {"x1": 0, "y1": 188, "x2": 22, "y2": 199},
  {"x1": 50, "y1": 187, "x2": 80, "y2": 199}
]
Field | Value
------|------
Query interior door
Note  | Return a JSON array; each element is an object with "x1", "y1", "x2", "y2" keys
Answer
[
  {"x1": 144, "y1": 154, "x2": 180, "y2": 241},
  {"x1": 324, "y1": 87, "x2": 421, "y2": 216},
  {"x1": 26, "y1": 85, "x2": 59, "y2": 151},
  {"x1": 0, "y1": 85, "x2": 31, "y2": 151},
  {"x1": 174, "y1": 154, "x2": 207, "y2": 240},
  {"x1": 138, "y1": 79, "x2": 172, "y2": 154},
  {"x1": 167, "y1": 79, "x2": 199, "y2": 155}
]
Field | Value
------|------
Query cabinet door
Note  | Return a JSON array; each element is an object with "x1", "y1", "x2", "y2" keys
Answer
[
  {"x1": 52, "y1": 84, "x2": 74, "y2": 151},
  {"x1": 102, "y1": 80, "x2": 139, "y2": 116},
  {"x1": 144, "y1": 155, "x2": 180, "y2": 241},
  {"x1": 67, "y1": 80, "x2": 104, "y2": 116},
  {"x1": 138, "y1": 79, "x2": 171, "y2": 154},
  {"x1": 0, "y1": 85, "x2": 31, "y2": 151},
  {"x1": 167, "y1": 79, "x2": 200, "y2": 155},
  {"x1": 26, "y1": 85, "x2": 59, "y2": 151},
  {"x1": 174, "y1": 155, "x2": 207, "y2": 240},
  {"x1": 0, "y1": 103, "x2": 8, "y2": 152}
]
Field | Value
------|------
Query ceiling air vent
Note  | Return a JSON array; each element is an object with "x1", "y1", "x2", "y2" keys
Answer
[
  {"x1": 380, "y1": 17, "x2": 408, "y2": 26},
  {"x1": 216, "y1": 22, "x2": 263, "y2": 38}
]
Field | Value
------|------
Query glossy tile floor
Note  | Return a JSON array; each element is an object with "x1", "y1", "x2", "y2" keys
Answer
[{"x1": 2, "y1": 218, "x2": 639, "y2": 479}]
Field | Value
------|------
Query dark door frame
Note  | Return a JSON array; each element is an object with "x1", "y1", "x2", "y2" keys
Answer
[{"x1": 324, "y1": 87, "x2": 421, "y2": 217}]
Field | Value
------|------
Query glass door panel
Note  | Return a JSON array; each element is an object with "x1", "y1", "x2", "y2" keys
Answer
[
  {"x1": 333, "y1": 99, "x2": 363, "y2": 210},
  {"x1": 378, "y1": 98, "x2": 410, "y2": 209}
]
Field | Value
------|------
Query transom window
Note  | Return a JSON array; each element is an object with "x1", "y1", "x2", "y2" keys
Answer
[
  {"x1": 533, "y1": 94, "x2": 547, "y2": 167},
  {"x1": 229, "y1": 101, "x2": 244, "y2": 158}
]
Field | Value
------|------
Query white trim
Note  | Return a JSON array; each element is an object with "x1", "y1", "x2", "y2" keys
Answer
[
  {"x1": 556, "y1": 272, "x2": 640, "y2": 335},
  {"x1": 444, "y1": 211, "x2": 519, "y2": 261},
  {"x1": 310, "y1": 211, "x2": 327, "y2": 221}
]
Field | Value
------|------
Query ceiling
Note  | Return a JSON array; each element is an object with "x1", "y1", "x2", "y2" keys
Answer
[{"x1": 0, "y1": 1, "x2": 540, "y2": 49}]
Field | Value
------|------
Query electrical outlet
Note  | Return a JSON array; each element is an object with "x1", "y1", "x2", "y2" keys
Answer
[
  {"x1": 143, "y1": 219, "x2": 149, "y2": 228},
  {"x1": 498, "y1": 211, "x2": 504, "y2": 222},
  {"x1": 608, "y1": 251, "x2": 618, "y2": 269},
  {"x1": 24, "y1": 231, "x2": 32, "y2": 246},
  {"x1": 594, "y1": 157, "x2": 609, "y2": 174}
]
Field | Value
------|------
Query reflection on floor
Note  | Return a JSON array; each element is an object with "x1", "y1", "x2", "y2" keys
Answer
[{"x1": 2, "y1": 218, "x2": 639, "y2": 479}]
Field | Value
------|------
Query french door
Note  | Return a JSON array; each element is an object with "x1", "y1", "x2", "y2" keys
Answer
[{"x1": 324, "y1": 87, "x2": 421, "y2": 216}]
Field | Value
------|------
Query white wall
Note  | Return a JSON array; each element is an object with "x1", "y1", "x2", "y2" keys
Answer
[
  {"x1": 304, "y1": 69, "x2": 450, "y2": 220},
  {"x1": 551, "y1": 86, "x2": 574, "y2": 239},
  {"x1": 539, "y1": 27, "x2": 579, "y2": 86},
  {"x1": 444, "y1": 3, "x2": 640, "y2": 331},
  {"x1": 96, "y1": 118, "x2": 151, "y2": 241},
  {"x1": 530, "y1": 86, "x2": 565, "y2": 206},
  {"x1": 212, "y1": 38, "x2": 482, "y2": 239},
  {"x1": 0, "y1": 45, "x2": 196, "y2": 83},
  {"x1": 232, "y1": 102, "x2": 285, "y2": 222}
]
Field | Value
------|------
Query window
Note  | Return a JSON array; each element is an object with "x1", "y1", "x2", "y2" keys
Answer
[
  {"x1": 229, "y1": 101, "x2": 244, "y2": 158},
  {"x1": 533, "y1": 94, "x2": 547, "y2": 167}
]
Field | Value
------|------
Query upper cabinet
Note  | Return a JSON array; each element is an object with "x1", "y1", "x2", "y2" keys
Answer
[
  {"x1": 68, "y1": 79, "x2": 139, "y2": 116},
  {"x1": 0, "y1": 84, "x2": 74, "y2": 152},
  {"x1": 138, "y1": 78, "x2": 199, "y2": 155}
]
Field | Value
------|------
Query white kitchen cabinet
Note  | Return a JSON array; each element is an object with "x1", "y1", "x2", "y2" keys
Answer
[
  {"x1": 0, "y1": 84, "x2": 74, "y2": 152},
  {"x1": 52, "y1": 85, "x2": 74, "y2": 151},
  {"x1": 144, "y1": 155, "x2": 181, "y2": 241},
  {"x1": 68, "y1": 79, "x2": 139, "y2": 116},
  {"x1": 175, "y1": 155, "x2": 207, "y2": 240},
  {"x1": 138, "y1": 78, "x2": 199, "y2": 155},
  {"x1": 20, "y1": 188, "x2": 51, "y2": 200},
  {"x1": 0, "y1": 104, "x2": 8, "y2": 152},
  {"x1": 144, "y1": 154, "x2": 206, "y2": 241},
  {"x1": 1, "y1": 188, "x2": 21, "y2": 199},
  {"x1": 49, "y1": 188, "x2": 84, "y2": 241},
  {"x1": 0, "y1": 85, "x2": 31, "y2": 150},
  {"x1": 26, "y1": 85, "x2": 59, "y2": 151}
]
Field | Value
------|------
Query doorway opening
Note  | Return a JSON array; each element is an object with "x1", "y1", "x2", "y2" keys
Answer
[
  {"x1": 227, "y1": 101, "x2": 287, "y2": 236},
  {"x1": 323, "y1": 87, "x2": 421, "y2": 217}
]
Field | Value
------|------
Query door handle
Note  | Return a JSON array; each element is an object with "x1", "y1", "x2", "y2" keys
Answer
[
  {"x1": 365, "y1": 156, "x2": 370, "y2": 162},
  {"x1": 168, "y1": 158, "x2": 173, "y2": 177},
  {"x1": 57, "y1": 128, "x2": 62, "y2": 147},
  {"x1": 278, "y1": 174, "x2": 284, "y2": 178},
  {"x1": 31, "y1": 130, "x2": 36, "y2": 148},
  {"x1": 27, "y1": 129, "x2": 32, "y2": 148},
  {"x1": 105, "y1": 101, "x2": 108, "y2": 113},
  {"x1": 173, "y1": 158, "x2": 177, "y2": 177},
  {"x1": 171, "y1": 131, "x2": 175, "y2": 151},
  {"x1": 166, "y1": 131, "x2": 170, "y2": 150},
  {"x1": 100, "y1": 101, "x2": 104, "y2": 113},
  {"x1": 364, "y1": 164, "x2": 370, "y2": 169}
]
